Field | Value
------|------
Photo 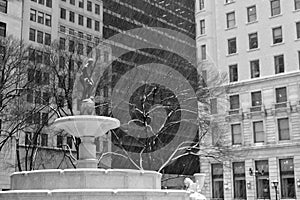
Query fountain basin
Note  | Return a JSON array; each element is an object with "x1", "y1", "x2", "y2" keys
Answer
[{"x1": 11, "y1": 169, "x2": 161, "y2": 190}]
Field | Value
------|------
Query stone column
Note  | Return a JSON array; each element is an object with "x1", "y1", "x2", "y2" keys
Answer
[{"x1": 77, "y1": 136, "x2": 98, "y2": 168}]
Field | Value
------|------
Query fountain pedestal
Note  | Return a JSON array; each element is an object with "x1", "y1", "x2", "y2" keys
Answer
[{"x1": 0, "y1": 116, "x2": 192, "y2": 200}]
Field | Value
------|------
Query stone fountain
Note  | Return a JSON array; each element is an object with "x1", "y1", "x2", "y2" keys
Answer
[{"x1": 0, "y1": 114, "x2": 196, "y2": 200}]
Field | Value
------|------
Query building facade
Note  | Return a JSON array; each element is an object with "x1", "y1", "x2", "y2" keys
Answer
[{"x1": 196, "y1": 0, "x2": 300, "y2": 199}]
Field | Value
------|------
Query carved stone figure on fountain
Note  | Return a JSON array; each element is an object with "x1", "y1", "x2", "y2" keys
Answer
[{"x1": 184, "y1": 177, "x2": 207, "y2": 200}]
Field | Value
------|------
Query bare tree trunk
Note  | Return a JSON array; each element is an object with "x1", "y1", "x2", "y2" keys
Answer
[{"x1": 15, "y1": 138, "x2": 22, "y2": 172}]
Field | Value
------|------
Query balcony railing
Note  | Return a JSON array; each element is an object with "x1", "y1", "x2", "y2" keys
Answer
[
  {"x1": 228, "y1": 108, "x2": 241, "y2": 115},
  {"x1": 250, "y1": 105, "x2": 262, "y2": 112},
  {"x1": 274, "y1": 101, "x2": 288, "y2": 109}
]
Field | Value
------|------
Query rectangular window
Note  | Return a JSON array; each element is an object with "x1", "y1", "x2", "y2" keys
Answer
[
  {"x1": 36, "y1": 50, "x2": 43, "y2": 64},
  {"x1": 87, "y1": 1, "x2": 92, "y2": 11},
  {"x1": 247, "y1": 6, "x2": 257, "y2": 22},
  {"x1": 86, "y1": 34, "x2": 92, "y2": 41},
  {"x1": 280, "y1": 158, "x2": 295, "y2": 198},
  {"x1": 250, "y1": 60, "x2": 260, "y2": 78},
  {"x1": 44, "y1": 33, "x2": 51, "y2": 46},
  {"x1": 86, "y1": 45, "x2": 92, "y2": 56},
  {"x1": 298, "y1": 51, "x2": 300, "y2": 69},
  {"x1": 95, "y1": 20, "x2": 100, "y2": 31},
  {"x1": 37, "y1": 31, "x2": 43, "y2": 44},
  {"x1": 0, "y1": 0, "x2": 7, "y2": 13},
  {"x1": 58, "y1": 75, "x2": 65, "y2": 88},
  {"x1": 37, "y1": 12, "x2": 44, "y2": 24},
  {"x1": 41, "y1": 133, "x2": 48, "y2": 146},
  {"x1": 296, "y1": 22, "x2": 300, "y2": 39},
  {"x1": 69, "y1": 40, "x2": 75, "y2": 53},
  {"x1": 200, "y1": 19, "x2": 205, "y2": 35},
  {"x1": 30, "y1": 9, "x2": 37, "y2": 22},
  {"x1": 212, "y1": 164, "x2": 224, "y2": 199},
  {"x1": 77, "y1": 43, "x2": 83, "y2": 55},
  {"x1": 251, "y1": 91, "x2": 262, "y2": 108},
  {"x1": 60, "y1": 8, "x2": 66, "y2": 19},
  {"x1": 199, "y1": 0, "x2": 204, "y2": 10},
  {"x1": 210, "y1": 98, "x2": 217, "y2": 114},
  {"x1": 59, "y1": 37, "x2": 65, "y2": 50},
  {"x1": 229, "y1": 64, "x2": 238, "y2": 82},
  {"x1": 253, "y1": 121, "x2": 264, "y2": 143},
  {"x1": 226, "y1": 12, "x2": 236, "y2": 28},
  {"x1": 45, "y1": 14, "x2": 51, "y2": 27},
  {"x1": 249, "y1": 32, "x2": 258, "y2": 49},
  {"x1": 95, "y1": 3, "x2": 100, "y2": 14},
  {"x1": 78, "y1": 14, "x2": 84, "y2": 25},
  {"x1": 46, "y1": 0, "x2": 52, "y2": 8},
  {"x1": 29, "y1": 28, "x2": 36, "y2": 41},
  {"x1": 255, "y1": 160, "x2": 270, "y2": 199},
  {"x1": 271, "y1": 0, "x2": 281, "y2": 16},
  {"x1": 67, "y1": 136, "x2": 73, "y2": 149},
  {"x1": 295, "y1": 0, "x2": 300, "y2": 10},
  {"x1": 59, "y1": 56, "x2": 65, "y2": 69},
  {"x1": 278, "y1": 118, "x2": 290, "y2": 140},
  {"x1": 70, "y1": 0, "x2": 75, "y2": 5},
  {"x1": 275, "y1": 87, "x2": 287, "y2": 106},
  {"x1": 27, "y1": 89, "x2": 33, "y2": 103},
  {"x1": 0, "y1": 22, "x2": 6, "y2": 37},
  {"x1": 87, "y1": 18, "x2": 92, "y2": 28},
  {"x1": 60, "y1": 25, "x2": 66, "y2": 33},
  {"x1": 35, "y1": 71, "x2": 42, "y2": 83},
  {"x1": 78, "y1": 31, "x2": 83, "y2": 38},
  {"x1": 42, "y1": 72, "x2": 49, "y2": 84},
  {"x1": 57, "y1": 135, "x2": 63, "y2": 148},
  {"x1": 69, "y1": 28, "x2": 75, "y2": 35},
  {"x1": 58, "y1": 95, "x2": 64, "y2": 107},
  {"x1": 69, "y1": 11, "x2": 75, "y2": 22},
  {"x1": 38, "y1": 0, "x2": 44, "y2": 5},
  {"x1": 201, "y1": 44, "x2": 206, "y2": 60},
  {"x1": 231, "y1": 124, "x2": 242, "y2": 144},
  {"x1": 228, "y1": 38, "x2": 237, "y2": 54},
  {"x1": 272, "y1": 26, "x2": 283, "y2": 44},
  {"x1": 79, "y1": 0, "x2": 84, "y2": 8},
  {"x1": 274, "y1": 54, "x2": 284, "y2": 74},
  {"x1": 28, "y1": 49, "x2": 35, "y2": 62},
  {"x1": 233, "y1": 162, "x2": 246, "y2": 199},
  {"x1": 35, "y1": 90, "x2": 41, "y2": 104},
  {"x1": 41, "y1": 112, "x2": 48, "y2": 125}
]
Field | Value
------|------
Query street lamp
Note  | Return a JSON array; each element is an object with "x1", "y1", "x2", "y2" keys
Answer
[{"x1": 272, "y1": 180, "x2": 279, "y2": 200}]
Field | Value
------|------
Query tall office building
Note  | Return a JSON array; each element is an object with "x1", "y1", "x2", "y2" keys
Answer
[{"x1": 196, "y1": 0, "x2": 300, "y2": 199}]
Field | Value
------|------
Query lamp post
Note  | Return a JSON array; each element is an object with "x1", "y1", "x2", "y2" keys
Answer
[{"x1": 272, "y1": 180, "x2": 279, "y2": 200}]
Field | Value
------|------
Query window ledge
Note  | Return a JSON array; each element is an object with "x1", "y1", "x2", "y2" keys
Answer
[
  {"x1": 197, "y1": 34, "x2": 207, "y2": 39},
  {"x1": 270, "y1": 42, "x2": 285, "y2": 47},
  {"x1": 246, "y1": 20, "x2": 258, "y2": 25},
  {"x1": 224, "y1": 1, "x2": 235, "y2": 6},
  {"x1": 247, "y1": 47, "x2": 260, "y2": 52},
  {"x1": 226, "y1": 52, "x2": 238, "y2": 57},
  {"x1": 197, "y1": 9, "x2": 206, "y2": 14},
  {"x1": 225, "y1": 26, "x2": 237, "y2": 31},
  {"x1": 295, "y1": 38, "x2": 300, "y2": 42},
  {"x1": 293, "y1": 9, "x2": 300, "y2": 13},
  {"x1": 269, "y1": 13, "x2": 283, "y2": 19}
]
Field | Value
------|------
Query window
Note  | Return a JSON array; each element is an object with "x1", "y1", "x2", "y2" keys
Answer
[
  {"x1": 27, "y1": 89, "x2": 33, "y2": 103},
  {"x1": 86, "y1": 45, "x2": 92, "y2": 55},
  {"x1": 231, "y1": 124, "x2": 242, "y2": 144},
  {"x1": 37, "y1": 12, "x2": 44, "y2": 24},
  {"x1": 86, "y1": 34, "x2": 92, "y2": 41},
  {"x1": 296, "y1": 22, "x2": 300, "y2": 39},
  {"x1": 42, "y1": 72, "x2": 49, "y2": 85},
  {"x1": 79, "y1": 0, "x2": 84, "y2": 8},
  {"x1": 295, "y1": 0, "x2": 300, "y2": 10},
  {"x1": 255, "y1": 160, "x2": 270, "y2": 199},
  {"x1": 41, "y1": 133, "x2": 48, "y2": 146},
  {"x1": 58, "y1": 75, "x2": 65, "y2": 88},
  {"x1": 210, "y1": 98, "x2": 217, "y2": 114},
  {"x1": 279, "y1": 158, "x2": 295, "y2": 198},
  {"x1": 0, "y1": 0, "x2": 7, "y2": 13},
  {"x1": 35, "y1": 90, "x2": 41, "y2": 104},
  {"x1": 199, "y1": 0, "x2": 204, "y2": 10},
  {"x1": 46, "y1": 0, "x2": 52, "y2": 8},
  {"x1": 251, "y1": 90, "x2": 262, "y2": 110},
  {"x1": 60, "y1": 8, "x2": 66, "y2": 19},
  {"x1": 57, "y1": 135, "x2": 63, "y2": 147},
  {"x1": 78, "y1": 14, "x2": 84, "y2": 25},
  {"x1": 60, "y1": 25, "x2": 66, "y2": 33},
  {"x1": 87, "y1": 18, "x2": 92, "y2": 28},
  {"x1": 247, "y1": 6, "x2": 257, "y2": 22},
  {"x1": 30, "y1": 9, "x2": 37, "y2": 22},
  {"x1": 77, "y1": 43, "x2": 83, "y2": 55},
  {"x1": 225, "y1": 0, "x2": 234, "y2": 3},
  {"x1": 44, "y1": 33, "x2": 51, "y2": 46},
  {"x1": 95, "y1": 3, "x2": 100, "y2": 14},
  {"x1": 0, "y1": 22, "x2": 6, "y2": 37},
  {"x1": 228, "y1": 38, "x2": 237, "y2": 54},
  {"x1": 69, "y1": 28, "x2": 75, "y2": 35},
  {"x1": 274, "y1": 54, "x2": 284, "y2": 74},
  {"x1": 41, "y1": 112, "x2": 48, "y2": 125},
  {"x1": 78, "y1": 31, "x2": 83, "y2": 38},
  {"x1": 59, "y1": 37, "x2": 65, "y2": 50},
  {"x1": 253, "y1": 121, "x2": 264, "y2": 143},
  {"x1": 38, "y1": 0, "x2": 44, "y2": 5},
  {"x1": 36, "y1": 50, "x2": 43, "y2": 64},
  {"x1": 87, "y1": 1, "x2": 92, "y2": 11},
  {"x1": 229, "y1": 94, "x2": 239, "y2": 114},
  {"x1": 69, "y1": 40, "x2": 74, "y2": 53},
  {"x1": 201, "y1": 44, "x2": 206, "y2": 60},
  {"x1": 229, "y1": 64, "x2": 238, "y2": 82},
  {"x1": 95, "y1": 20, "x2": 100, "y2": 31},
  {"x1": 37, "y1": 31, "x2": 43, "y2": 44},
  {"x1": 212, "y1": 164, "x2": 224, "y2": 199},
  {"x1": 226, "y1": 12, "x2": 235, "y2": 28},
  {"x1": 298, "y1": 51, "x2": 300, "y2": 69},
  {"x1": 271, "y1": 0, "x2": 281, "y2": 16},
  {"x1": 69, "y1": 11, "x2": 75, "y2": 22},
  {"x1": 275, "y1": 87, "x2": 287, "y2": 106},
  {"x1": 272, "y1": 26, "x2": 282, "y2": 44},
  {"x1": 278, "y1": 118, "x2": 290, "y2": 140},
  {"x1": 45, "y1": 14, "x2": 51, "y2": 27},
  {"x1": 35, "y1": 70, "x2": 42, "y2": 85},
  {"x1": 249, "y1": 32, "x2": 258, "y2": 49},
  {"x1": 59, "y1": 56, "x2": 65, "y2": 69},
  {"x1": 44, "y1": 52, "x2": 50, "y2": 65},
  {"x1": 70, "y1": 0, "x2": 75, "y2": 5},
  {"x1": 233, "y1": 162, "x2": 246, "y2": 199},
  {"x1": 67, "y1": 136, "x2": 73, "y2": 148},
  {"x1": 29, "y1": 28, "x2": 36, "y2": 41},
  {"x1": 199, "y1": 19, "x2": 205, "y2": 35},
  {"x1": 250, "y1": 60, "x2": 260, "y2": 78}
]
